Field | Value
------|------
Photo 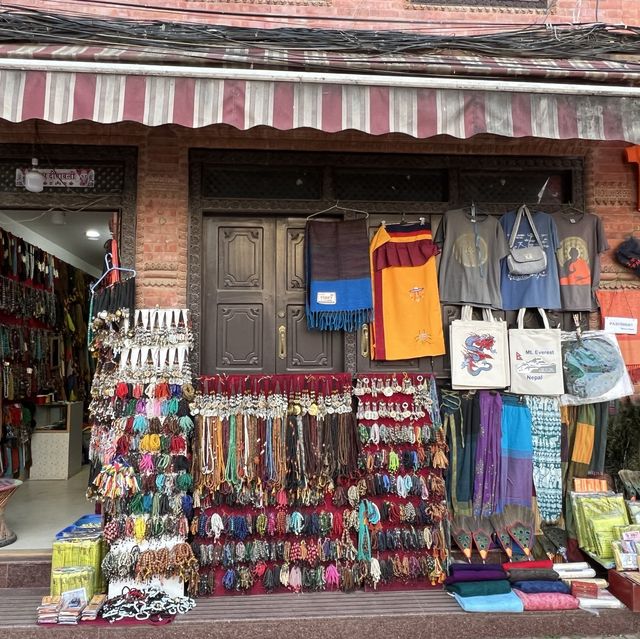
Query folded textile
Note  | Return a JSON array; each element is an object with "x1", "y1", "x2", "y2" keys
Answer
[
  {"x1": 508, "y1": 569, "x2": 559, "y2": 583},
  {"x1": 305, "y1": 218, "x2": 373, "y2": 331},
  {"x1": 511, "y1": 580, "x2": 571, "y2": 594},
  {"x1": 555, "y1": 569, "x2": 597, "y2": 579},
  {"x1": 578, "y1": 591, "x2": 626, "y2": 609},
  {"x1": 553, "y1": 562, "x2": 590, "y2": 572},
  {"x1": 446, "y1": 569, "x2": 507, "y2": 584},
  {"x1": 453, "y1": 591, "x2": 524, "y2": 613},
  {"x1": 502, "y1": 559, "x2": 553, "y2": 571},
  {"x1": 446, "y1": 580, "x2": 512, "y2": 597},
  {"x1": 450, "y1": 563, "x2": 505, "y2": 573},
  {"x1": 514, "y1": 590, "x2": 579, "y2": 611}
]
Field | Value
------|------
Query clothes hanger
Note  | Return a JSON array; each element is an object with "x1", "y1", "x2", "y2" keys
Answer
[
  {"x1": 381, "y1": 213, "x2": 428, "y2": 226},
  {"x1": 90, "y1": 253, "x2": 136, "y2": 293},
  {"x1": 460, "y1": 201, "x2": 487, "y2": 221},
  {"x1": 306, "y1": 200, "x2": 369, "y2": 220}
]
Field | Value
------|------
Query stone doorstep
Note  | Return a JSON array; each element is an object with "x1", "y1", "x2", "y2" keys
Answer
[{"x1": 0, "y1": 551, "x2": 52, "y2": 589}]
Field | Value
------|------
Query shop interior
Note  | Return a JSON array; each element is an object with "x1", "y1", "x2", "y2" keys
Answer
[{"x1": 0, "y1": 206, "x2": 113, "y2": 550}]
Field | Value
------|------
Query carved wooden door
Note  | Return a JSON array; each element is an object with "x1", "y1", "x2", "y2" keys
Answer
[{"x1": 202, "y1": 216, "x2": 343, "y2": 375}]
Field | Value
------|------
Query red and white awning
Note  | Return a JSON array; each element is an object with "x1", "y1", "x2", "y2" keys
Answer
[{"x1": 2, "y1": 53, "x2": 640, "y2": 143}]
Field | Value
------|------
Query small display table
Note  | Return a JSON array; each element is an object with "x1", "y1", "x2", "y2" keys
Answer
[{"x1": 0, "y1": 478, "x2": 22, "y2": 547}]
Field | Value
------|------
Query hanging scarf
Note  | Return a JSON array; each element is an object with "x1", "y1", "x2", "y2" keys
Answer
[
  {"x1": 525, "y1": 396, "x2": 562, "y2": 523},
  {"x1": 473, "y1": 391, "x2": 502, "y2": 518},
  {"x1": 498, "y1": 395, "x2": 533, "y2": 511},
  {"x1": 304, "y1": 218, "x2": 372, "y2": 331}
]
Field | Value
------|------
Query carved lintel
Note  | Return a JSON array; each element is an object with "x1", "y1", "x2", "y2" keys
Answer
[
  {"x1": 407, "y1": 0, "x2": 549, "y2": 12},
  {"x1": 141, "y1": 262, "x2": 178, "y2": 272},
  {"x1": 594, "y1": 182, "x2": 634, "y2": 207}
]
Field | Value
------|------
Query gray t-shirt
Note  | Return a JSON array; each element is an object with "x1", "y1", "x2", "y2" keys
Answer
[
  {"x1": 435, "y1": 209, "x2": 509, "y2": 308},
  {"x1": 551, "y1": 210, "x2": 608, "y2": 311}
]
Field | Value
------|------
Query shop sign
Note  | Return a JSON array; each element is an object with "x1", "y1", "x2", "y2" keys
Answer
[
  {"x1": 15, "y1": 168, "x2": 95, "y2": 188},
  {"x1": 604, "y1": 316, "x2": 638, "y2": 335}
]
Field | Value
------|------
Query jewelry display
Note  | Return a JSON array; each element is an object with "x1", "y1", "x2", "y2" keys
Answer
[
  {"x1": 88, "y1": 308, "x2": 199, "y2": 597},
  {"x1": 190, "y1": 372, "x2": 449, "y2": 596}
]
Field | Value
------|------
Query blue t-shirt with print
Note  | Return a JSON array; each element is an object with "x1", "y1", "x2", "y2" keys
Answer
[{"x1": 500, "y1": 209, "x2": 561, "y2": 311}]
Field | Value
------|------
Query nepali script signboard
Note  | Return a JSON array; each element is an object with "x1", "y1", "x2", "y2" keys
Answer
[{"x1": 15, "y1": 168, "x2": 95, "y2": 188}]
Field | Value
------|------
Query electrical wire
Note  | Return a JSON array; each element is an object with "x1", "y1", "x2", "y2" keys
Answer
[
  {"x1": 0, "y1": 6, "x2": 638, "y2": 60},
  {"x1": 0, "y1": 0, "x2": 574, "y2": 29}
]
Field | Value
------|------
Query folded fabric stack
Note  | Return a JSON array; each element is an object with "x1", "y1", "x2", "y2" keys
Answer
[
  {"x1": 555, "y1": 565, "x2": 627, "y2": 610},
  {"x1": 503, "y1": 559, "x2": 580, "y2": 611},
  {"x1": 553, "y1": 561, "x2": 597, "y2": 581},
  {"x1": 446, "y1": 563, "x2": 523, "y2": 613}
]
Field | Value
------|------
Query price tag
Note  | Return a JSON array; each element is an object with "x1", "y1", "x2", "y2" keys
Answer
[{"x1": 604, "y1": 316, "x2": 638, "y2": 335}]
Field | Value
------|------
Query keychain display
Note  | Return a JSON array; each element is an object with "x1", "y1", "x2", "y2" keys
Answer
[{"x1": 89, "y1": 308, "x2": 199, "y2": 596}]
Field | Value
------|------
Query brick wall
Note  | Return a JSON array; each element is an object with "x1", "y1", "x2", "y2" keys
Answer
[
  {"x1": 6, "y1": 0, "x2": 639, "y2": 33},
  {"x1": 0, "y1": 120, "x2": 637, "y2": 308}
]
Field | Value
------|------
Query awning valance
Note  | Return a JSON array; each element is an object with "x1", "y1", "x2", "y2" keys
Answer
[{"x1": 2, "y1": 57, "x2": 640, "y2": 143}]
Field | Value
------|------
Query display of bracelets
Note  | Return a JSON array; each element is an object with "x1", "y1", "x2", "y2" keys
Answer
[
  {"x1": 103, "y1": 514, "x2": 191, "y2": 544},
  {"x1": 102, "y1": 541, "x2": 199, "y2": 593},
  {"x1": 100, "y1": 587, "x2": 195, "y2": 622}
]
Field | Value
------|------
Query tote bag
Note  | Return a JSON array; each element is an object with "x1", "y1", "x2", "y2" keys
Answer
[
  {"x1": 560, "y1": 330, "x2": 633, "y2": 405},
  {"x1": 450, "y1": 305, "x2": 509, "y2": 389},
  {"x1": 509, "y1": 308, "x2": 563, "y2": 396}
]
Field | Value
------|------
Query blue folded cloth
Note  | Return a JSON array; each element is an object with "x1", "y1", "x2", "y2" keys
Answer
[
  {"x1": 511, "y1": 580, "x2": 571, "y2": 594},
  {"x1": 453, "y1": 591, "x2": 524, "y2": 613}
]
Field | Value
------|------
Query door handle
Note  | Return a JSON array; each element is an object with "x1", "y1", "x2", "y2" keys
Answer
[
  {"x1": 361, "y1": 323, "x2": 370, "y2": 358},
  {"x1": 278, "y1": 325, "x2": 287, "y2": 360}
]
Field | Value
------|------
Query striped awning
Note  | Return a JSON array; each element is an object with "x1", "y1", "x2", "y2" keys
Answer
[{"x1": 2, "y1": 53, "x2": 640, "y2": 142}]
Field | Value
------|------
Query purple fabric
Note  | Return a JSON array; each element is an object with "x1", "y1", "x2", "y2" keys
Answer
[
  {"x1": 473, "y1": 391, "x2": 503, "y2": 517},
  {"x1": 450, "y1": 563, "x2": 505, "y2": 573},
  {"x1": 446, "y1": 569, "x2": 507, "y2": 584},
  {"x1": 498, "y1": 396, "x2": 533, "y2": 511}
]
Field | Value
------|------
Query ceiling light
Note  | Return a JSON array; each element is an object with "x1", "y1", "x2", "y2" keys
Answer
[
  {"x1": 51, "y1": 211, "x2": 66, "y2": 225},
  {"x1": 85, "y1": 229, "x2": 100, "y2": 240},
  {"x1": 24, "y1": 158, "x2": 44, "y2": 193}
]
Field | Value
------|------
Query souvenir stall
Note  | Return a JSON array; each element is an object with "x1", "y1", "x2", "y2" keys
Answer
[
  {"x1": 45, "y1": 198, "x2": 640, "y2": 624},
  {"x1": 0, "y1": 226, "x2": 92, "y2": 482},
  {"x1": 434, "y1": 203, "x2": 636, "y2": 613}
]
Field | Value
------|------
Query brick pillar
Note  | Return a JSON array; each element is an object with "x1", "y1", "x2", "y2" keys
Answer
[{"x1": 135, "y1": 127, "x2": 188, "y2": 308}]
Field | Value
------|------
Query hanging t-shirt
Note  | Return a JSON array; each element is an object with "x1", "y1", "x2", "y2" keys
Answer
[
  {"x1": 500, "y1": 209, "x2": 561, "y2": 311},
  {"x1": 435, "y1": 209, "x2": 509, "y2": 308},
  {"x1": 551, "y1": 211, "x2": 608, "y2": 311}
]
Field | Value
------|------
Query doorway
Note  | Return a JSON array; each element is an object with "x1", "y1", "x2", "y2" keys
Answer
[{"x1": 202, "y1": 216, "x2": 343, "y2": 375}]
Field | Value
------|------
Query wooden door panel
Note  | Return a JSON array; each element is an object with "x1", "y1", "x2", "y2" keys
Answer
[
  {"x1": 202, "y1": 217, "x2": 275, "y2": 374},
  {"x1": 216, "y1": 304, "x2": 264, "y2": 369},
  {"x1": 283, "y1": 305, "x2": 339, "y2": 371},
  {"x1": 276, "y1": 218, "x2": 343, "y2": 373}
]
